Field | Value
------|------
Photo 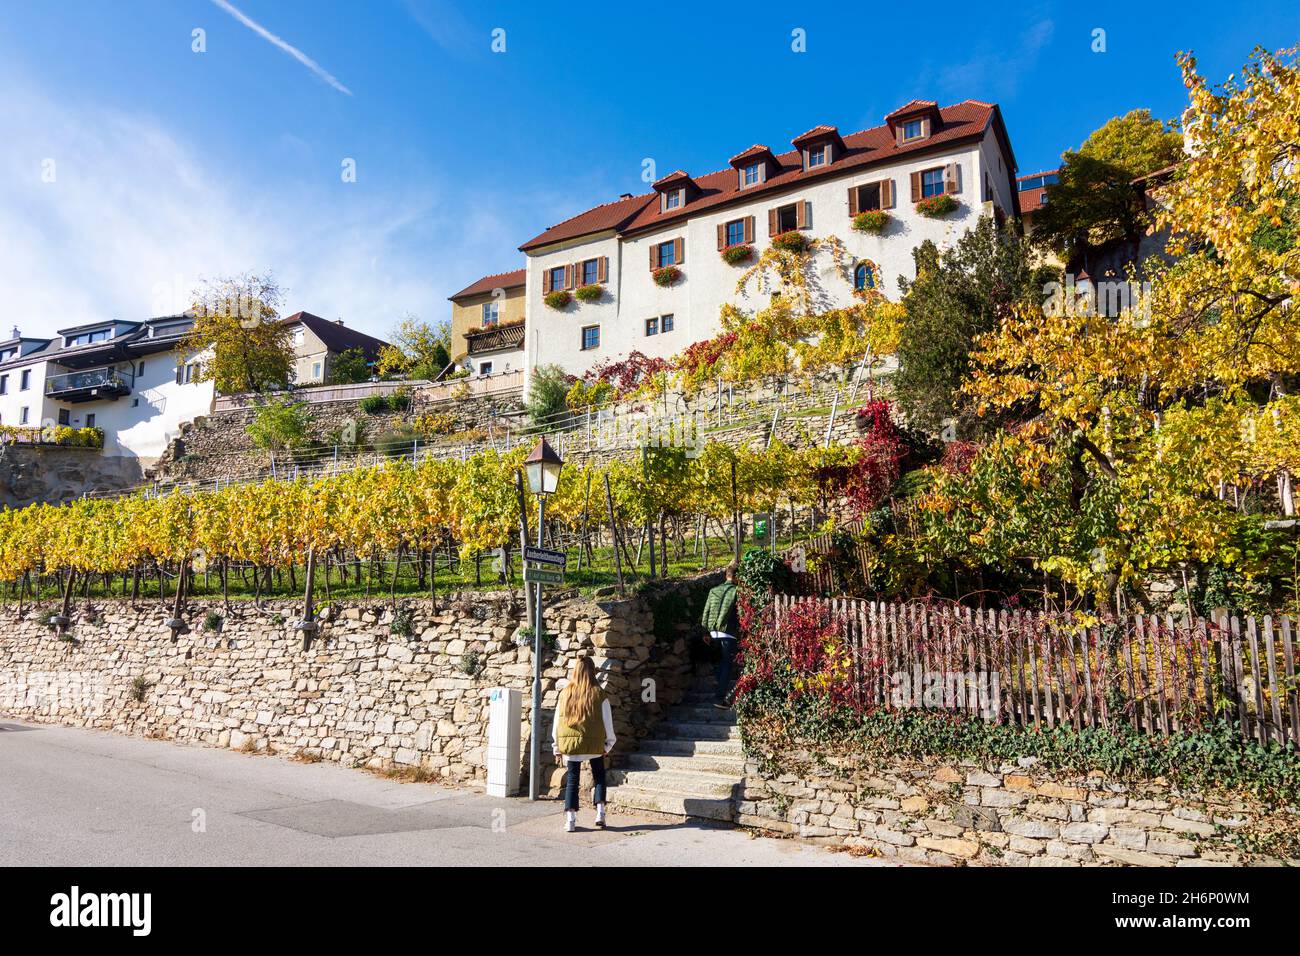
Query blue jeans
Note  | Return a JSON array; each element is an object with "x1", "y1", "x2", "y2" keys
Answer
[
  {"x1": 562, "y1": 756, "x2": 606, "y2": 811},
  {"x1": 713, "y1": 635, "x2": 738, "y2": 703}
]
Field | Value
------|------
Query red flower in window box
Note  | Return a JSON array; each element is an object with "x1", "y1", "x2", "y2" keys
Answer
[
  {"x1": 770, "y1": 230, "x2": 809, "y2": 253},
  {"x1": 851, "y1": 210, "x2": 891, "y2": 234},
  {"x1": 652, "y1": 265, "x2": 682, "y2": 287},
  {"x1": 915, "y1": 194, "x2": 959, "y2": 218},
  {"x1": 720, "y1": 243, "x2": 754, "y2": 265}
]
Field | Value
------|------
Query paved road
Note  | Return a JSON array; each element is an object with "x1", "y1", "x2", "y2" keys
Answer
[{"x1": 0, "y1": 721, "x2": 888, "y2": 867}]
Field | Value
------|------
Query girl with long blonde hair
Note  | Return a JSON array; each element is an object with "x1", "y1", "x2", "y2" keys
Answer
[{"x1": 552, "y1": 656, "x2": 616, "y2": 832}]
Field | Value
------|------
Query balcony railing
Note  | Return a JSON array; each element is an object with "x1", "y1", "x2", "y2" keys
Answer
[{"x1": 45, "y1": 365, "x2": 134, "y2": 399}]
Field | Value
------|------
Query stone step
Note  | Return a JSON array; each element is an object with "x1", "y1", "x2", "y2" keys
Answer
[
  {"x1": 608, "y1": 786, "x2": 737, "y2": 823},
  {"x1": 635, "y1": 737, "x2": 744, "y2": 759},
  {"x1": 622, "y1": 751, "x2": 747, "y2": 776},
  {"x1": 609, "y1": 768, "x2": 743, "y2": 798},
  {"x1": 656, "y1": 720, "x2": 741, "y2": 741},
  {"x1": 670, "y1": 704, "x2": 737, "y2": 723}
]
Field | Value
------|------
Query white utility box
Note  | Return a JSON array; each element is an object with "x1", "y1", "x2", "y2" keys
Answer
[{"x1": 485, "y1": 687, "x2": 522, "y2": 797}]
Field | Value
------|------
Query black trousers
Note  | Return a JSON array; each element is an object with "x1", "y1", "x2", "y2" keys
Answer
[{"x1": 562, "y1": 756, "x2": 607, "y2": 811}]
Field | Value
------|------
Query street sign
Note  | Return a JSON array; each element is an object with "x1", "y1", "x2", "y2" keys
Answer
[
  {"x1": 524, "y1": 565, "x2": 565, "y2": 586},
  {"x1": 523, "y1": 546, "x2": 567, "y2": 567}
]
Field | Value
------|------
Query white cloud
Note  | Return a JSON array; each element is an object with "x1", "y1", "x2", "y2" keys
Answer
[
  {"x1": 918, "y1": 20, "x2": 1056, "y2": 101},
  {"x1": 209, "y1": 0, "x2": 353, "y2": 96},
  {"x1": 0, "y1": 76, "x2": 525, "y2": 341}
]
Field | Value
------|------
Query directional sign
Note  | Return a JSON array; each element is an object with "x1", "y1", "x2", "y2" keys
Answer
[
  {"x1": 524, "y1": 565, "x2": 565, "y2": 586},
  {"x1": 524, "y1": 546, "x2": 567, "y2": 568}
]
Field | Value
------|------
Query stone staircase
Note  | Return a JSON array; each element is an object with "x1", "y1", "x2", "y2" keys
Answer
[{"x1": 608, "y1": 677, "x2": 744, "y2": 823}]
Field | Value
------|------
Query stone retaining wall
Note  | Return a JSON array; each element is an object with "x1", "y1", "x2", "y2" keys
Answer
[
  {"x1": 0, "y1": 588, "x2": 693, "y2": 793},
  {"x1": 739, "y1": 750, "x2": 1298, "y2": 866}
]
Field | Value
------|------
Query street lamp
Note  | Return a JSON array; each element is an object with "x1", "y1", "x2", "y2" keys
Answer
[{"x1": 523, "y1": 437, "x2": 563, "y2": 800}]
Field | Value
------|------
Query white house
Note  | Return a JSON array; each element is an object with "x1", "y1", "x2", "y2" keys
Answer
[
  {"x1": 0, "y1": 315, "x2": 214, "y2": 461},
  {"x1": 518, "y1": 100, "x2": 1019, "y2": 382}
]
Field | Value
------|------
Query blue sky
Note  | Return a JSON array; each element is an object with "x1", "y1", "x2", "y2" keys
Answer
[{"x1": 2, "y1": 1, "x2": 1297, "y2": 340}]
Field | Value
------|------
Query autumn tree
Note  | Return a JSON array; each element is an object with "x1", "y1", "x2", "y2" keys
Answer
[
  {"x1": 327, "y1": 348, "x2": 372, "y2": 385},
  {"x1": 894, "y1": 217, "x2": 1055, "y2": 437},
  {"x1": 945, "y1": 46, "x2": 1300, "y2": 603},
  {"x1": 181, "y1": 272, "x2": 294, "y2": 394},
  {"x1": 376, "y1": 314, "x2": 452, "y2": 381},
  {"x1": 1031, "y1": 109, "x2": 1184, "y2": 261}
]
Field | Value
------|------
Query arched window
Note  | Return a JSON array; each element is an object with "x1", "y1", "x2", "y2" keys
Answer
[{"x1": 854, "y1": 262, "x2": 875, "y2": 290}]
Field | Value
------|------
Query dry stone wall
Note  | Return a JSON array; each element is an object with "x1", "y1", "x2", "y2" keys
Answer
[
  {"x1": 739, "y1": 750, "x2": 1298, "y2": 866},
  {"x1": 0, "y1": 588, "x2": 691, "y2": 793}
]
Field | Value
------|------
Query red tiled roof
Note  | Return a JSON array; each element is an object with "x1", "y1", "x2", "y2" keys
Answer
[
  {"x1": 885, "y1": 99, "x2": 938, "y2": 120},
  {"x1": 728, "y1": 144, "x2": 773, "y2": 165},
  {"x1": 1017, "y1": 168, "x2": 1059, "y2": 182},
  {"x1": 792, "y1": 124, "x2": 838, "y2": 145},
  {"x1": 1018, "y1": 189, "x2": 1049, "y2": 214},
  {"x1": 449, "y1": 268, "x2": 527, "y2": 300},
  {"x1": 520, "y1": 101, "x2": 1004, "y2": 251},
  {"x1": 652, "y1": 170, "x2": 693, "y2": 189}
]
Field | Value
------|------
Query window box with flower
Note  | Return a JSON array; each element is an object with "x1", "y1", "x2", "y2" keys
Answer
[
  {"x1": 720, "y1": 244, "x2": 754, "y2": 265},
  {"x1": 574, "y1": 283, "x2": 604, "y2": 303},
  {"x1": 770, "y1": 230, "x2": 809, "y2": 254},
  {"x1": 544, "y1": 289, "x2": 572, "y2": 310},
  {"x1": 915, "y1": 194, "x2": 959, "y2": 218},
  {"x1": 652, "y1": 265, "x2": 682, "y2": 287},
  {"x1": 852, "y1": 210, "x2": 891, "y2": 234}
]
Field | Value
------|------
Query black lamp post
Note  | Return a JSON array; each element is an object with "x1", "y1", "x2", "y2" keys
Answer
[{"x1": 522, "y1": 437, "x2": 563, "y2": 800}]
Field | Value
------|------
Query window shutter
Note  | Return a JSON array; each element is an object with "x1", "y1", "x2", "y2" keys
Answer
[
  {"x1": 650, "y1": 244, "x2": 658, "y2": 271},
  {"x1": 542, "y1": 269, "x2": 552, "y2": 293},
  {"x1": 744, "y1": 215, "x2": 755, "y2": 244},
  {"x1": 673, "y1": 237, "x2": 684, "y2": 265},
  {"x1": 796, "y1": 201, "x2": 809, "y2": 230},
  {"x1": 565, "y1": 264, "x2": 575, "y2": 289},
  {"x1": 848, "y1": 186, "x2": 860, "y2": 216},
  {"x1": 895, "y1": 125, "x2": 905, "y2": 147},
  {"x1": 717, "y1": 223, "x2": 726, "y2": 250},
  {"x1": 175, "y1": 364, "x2": 183, "y2": 386},
  {"x1": 768, "y1": 208, "x2": 778, "y2": 236},
  {"x1": 920, "y1": 117, "x2": 931, "y2": 139},
  {"x1": 881, "y1": 179, "x2": 895, "y2": 209},
  {"x1": 944, "y1": 163, "x2": 961, "y2": 195},
  {"x1": 598, "y1": 256, "x2": 608, "y2": 283},
  {"x1": 910, "y1": 171, "x2": 922, "y2": 203}
]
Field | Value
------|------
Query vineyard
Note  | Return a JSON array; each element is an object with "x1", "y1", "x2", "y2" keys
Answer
[{"x1": 0, "y1": 436, "x2": 873, "y2": 612}]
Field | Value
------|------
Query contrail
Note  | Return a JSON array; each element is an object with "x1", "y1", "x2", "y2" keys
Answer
[{"x1": 209, "y1": 0, "x2": 353, "y2": 96}]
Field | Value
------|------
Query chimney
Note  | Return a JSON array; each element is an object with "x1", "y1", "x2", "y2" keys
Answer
[
  {"x1": 10, "y1": 325, "x2": 18, "y2": 339},
  {"x1": 619, "y1": 193, "x2": 633, "y2": 200},
  {"x1": 335, "y1": 318, "x2": 344, "y2": 325}
]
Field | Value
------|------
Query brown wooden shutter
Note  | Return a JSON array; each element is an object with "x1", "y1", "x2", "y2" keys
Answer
[
  {"x1": 910, "y1": 171, "x2": 922, "y2": 203},
  {"x1": 768, "y1": 208, "x2": 778, "y2": 236},
  {"x1": 673, "y1": 237, "x2": 684, "y2": 265},
  {"x1": 919, "y1": 117, "x2": 931, "y2": 139},
  {"x1": 542, "y1": 269, "x2": 551, "y2": 293},
  {"x1": 895, "y1": 125, "x2": 905, "y2": 147},
  {"x1": 743, "y1": 215, "x2": 755, "y2": 243},
  {"x1": 649, "y1": 243, "x2": 657, "y2": 271},
  {"x1": 717, "y1": 223, "x2": 726, "y2": 250},
  {"x1": 564, "y1": 264, "x2": 575, "y2": 289},
  {"x1": 944, "y1": 162, "x2": 961, "y2": 195},
  {"x1": 881, "y1": 179, "x2": 895, "y2": 209},
  {"x1": 848, "y1": 186, "x2": 860, "y2": 216},
  {"x1": 598, "y1": 257, "x2": 608, "y2": 283},
  {"x1": 796, "y1": 201, "x2": 809, "y2": 229}
]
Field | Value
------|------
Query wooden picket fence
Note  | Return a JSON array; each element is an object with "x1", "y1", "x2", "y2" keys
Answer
[{"x1": 770, "y1": 595, "x2": 1300, "y2": 747}]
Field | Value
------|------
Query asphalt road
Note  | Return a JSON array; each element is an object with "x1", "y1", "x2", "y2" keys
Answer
[{"x1": 0, "y1": 720, "x2": 888, "y2": 867}]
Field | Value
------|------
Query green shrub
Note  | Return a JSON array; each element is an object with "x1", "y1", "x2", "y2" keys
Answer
[
  {"x1": 388, "y1": 389, "x2": 412, "y2": 412},
  {"x1": 526, "y1": 364, "x2": 572, "y2": 431},
  {"x1": 360, "y1": 395, "x2": 390, "y2": 414},
  {"x1": 246, "y1": 398, "x2": 310, "y2": 451}
]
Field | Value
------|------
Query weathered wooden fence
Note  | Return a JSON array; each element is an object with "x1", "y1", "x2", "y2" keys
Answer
[{"x1": 770, "y1": 594, "x2": 1300, "y2": 747}]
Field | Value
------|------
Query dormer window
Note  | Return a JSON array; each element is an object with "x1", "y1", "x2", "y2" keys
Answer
[
  {"x1": 653, "y1": 171, "x2": 698, "y2": 212},
  {"x1": 63, "y1": 328, "x2": 112, "y2": 348},
  {"x1": 807, "y1": 144, "x2": 827, "y2": 169},
  {"x1": 742, "y1": 162, "x2": 762, "y2": 187},
  {"x1": 903, "y1": 119, "x2": 925, "y2": 141},
  {"x1": 663, "y1": 189, "x2": 683, "y2": 211}
]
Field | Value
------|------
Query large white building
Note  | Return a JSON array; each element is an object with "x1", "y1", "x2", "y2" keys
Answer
[
  {"x1": 518, "y1": 99, "x2": 1019, "y2": 382},
  {"x1": 0, "y1": 315, "x2": 214, "y2": 461}
]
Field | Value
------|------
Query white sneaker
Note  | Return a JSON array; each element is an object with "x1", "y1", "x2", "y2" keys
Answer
[
  {"x1": 564, "y1": 811, "x2": 576, "y2": 833},
  {"x1": 595, "y1": 804, "x2": 607, "y2": 829}
]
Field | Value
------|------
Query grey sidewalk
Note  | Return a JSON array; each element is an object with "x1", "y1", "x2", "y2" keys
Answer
[{"x1": 0, "y1": 721, "x2": 891, "y2": 867}]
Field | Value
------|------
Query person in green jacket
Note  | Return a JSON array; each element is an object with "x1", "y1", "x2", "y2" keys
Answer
[
  {"x1": 700, "y1": 564, "x2": 740, "y2": 708},
  {"x1": 552, "y1": 656, "x2": 616, "y2": 832}
]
